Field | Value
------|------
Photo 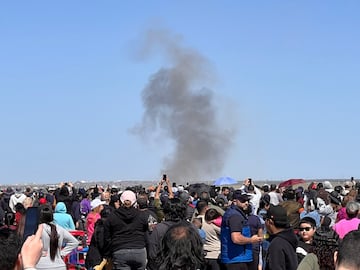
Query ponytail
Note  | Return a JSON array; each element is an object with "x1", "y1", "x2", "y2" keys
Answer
[{"x1": 49, "y1": 223, "x2": 59, "y2": 261}]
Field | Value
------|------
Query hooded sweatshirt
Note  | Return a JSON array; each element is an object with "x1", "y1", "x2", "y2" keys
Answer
[
  {"x1": 104, "y1": 206, "x2": 148, "y2": 256},
  {"x1": 9, "y1": 193, "x2": 27, "y2": 213},
  {"x1": 54, "y1": 202, "x2": 75, "y2": 230},
  {"x1": 265, "y1": 228, "x2": 298, "y2": 270}
]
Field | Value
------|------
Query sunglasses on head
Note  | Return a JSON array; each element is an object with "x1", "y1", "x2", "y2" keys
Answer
[{"x1": 299, "y1": 227, "x2": 312, "y2": 232}]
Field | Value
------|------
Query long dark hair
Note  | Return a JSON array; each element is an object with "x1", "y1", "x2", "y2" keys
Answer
[
  {"x1": 157, "y1": 221, "x2": 205, "y2": 270},
  {"x1": 311, "y1": 229, "x2": 339, "y2": 270},
  {"x1": 163, "y1": 198, "x2": 187, "y2": 222},
  {"x1": 39, "y1": 204, "x2": 59, "y2": 261}
]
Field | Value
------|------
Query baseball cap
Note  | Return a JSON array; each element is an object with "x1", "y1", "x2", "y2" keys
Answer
[
  {"x1": 266, "y1": 205, "x2": 290, "y2": 228},
  {"x1": 120, "y1": 190, "x2": 137, "y2": 205},
  {"x1": 232, "y1": 190, "x2": 251, "y2": 202},
  {"x1": 299, "y1": 216, "x2": 316, "y2": 228},
  {"x1": 91, "y1": 198, "x2": 106, "y2": 210}
]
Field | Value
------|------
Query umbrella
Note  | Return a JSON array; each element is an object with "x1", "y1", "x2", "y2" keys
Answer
[
  {"x1": 278, "y1": 179, "x2": 306, "y2": 188},
  {"x1": 213, "y1": 176, "x2": 237, "y2": 186},
  {"x1": 188, "y1": 183, "x2": 210, "y2": 196}
]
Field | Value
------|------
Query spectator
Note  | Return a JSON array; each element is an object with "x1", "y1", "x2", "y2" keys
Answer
[
  {"x1": 85, "y1": 207, "x2": 112, "y2": 270},
  {"x1": 336, "y1": 193, "x2": 351, "y2": 222},
  {"x1": 1, "y1": 188, "x2": 14, "y2": 214},
  {"x1": 38, "y1": 191, "x2": 48, "y2": 205},
  {"x1": 296, "y1": 217, "x2": 317, "y2": 264},
  {"x1": 109, "y1": 194, "x2": 121, "y2": 211},
  {"x1": 192, "y1": 217, "x2": 206, "y2": 242},
  {"x1": 199, "y1": 206, "x2": 222, "y2": 270},
  {"x1": 257, "y1": 194, "x2": 271, "y2": 269},
  {"x1": 265, "y1": 205, "x2": 298, "y2": 270},
  {"x1": 156, "y1": 221, "x2": 205, "y2": 270},
  {"x1": 297, "y1": 225, "x2": 339, "y2": 270},
  {"x1": 53, "y1": 202, "x2": 75, "y2": 230},
  {"x1": 55, "y1": 182, "x2": 76, "y2": 215},
  {"x1": 0, "y1": 224, "x2": 43, "y2": 270},
  {"x1": 14, "y1": 203, "x2": 26, "y2": 231},
  {"x1": 334, "y1": 230, "x2": 360, "y2": 270},
  {"x1": 246, "y1": 207, "x2": 264, "y2": 270},
  {"x1": 147, "y1": 197, "x2": 187, "y2": 270},
  {"x1": 216, "y1": 187, "x2": 230, "y2": 207},
  {"x1": 86, "y1": 198, "x2": 106, "y2": 245},
  {"x1": 137, "y1": 192, "x2": 157, "y2": 225},
  {"x1": 9, "y1": 188, "x2": 26, "y2": 213},
  {"x1": 299, "y1": 200, "x2": 321, "y2": 229},
  {"x1": 77, "y1": 189, "x2": 91, "y2": 230},
  {"x1": 268, "y1": 184, "x2": 283, "y2": 206},
  {"x1": 280, "y1": 188, "x2": 303, "y2": 230},
  {"x1": 333, "y1": 201, "x2": 360, "y2": 239},
  {"x1": 101, "y1": 190, "x2": 111, "y2": 205},
  {"x1": 220, "y1": 190, "x2": 262, "y2": 270},
  {"x1": 36, "y1": 204, "x2": 79, "y2": 270},
  {"x1": 104, "y1": 190, "x2": 148, "y2": 270},
  {"x1": 79, "y1": 189, "x2": 91, "y2": 214},
  {"x1": 247, "y1": 184, "x2": 262, "y2": 215}
]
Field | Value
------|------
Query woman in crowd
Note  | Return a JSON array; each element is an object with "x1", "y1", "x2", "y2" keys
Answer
[
  {"x1": 36, "y1": 204, "x2": 79, "y2": 270},
  {"x1": 53, "y1": 202, "x2": 75, "y2": 230},
  {"x1": 104, "y1": 190, "x2": 149, "y2": 270},
  {"x1": 157, "y1": 221, "x2": 205, "y2": 270},
  {"x1": 86, "y1": 198, "x2": 106, "y2": 245}
]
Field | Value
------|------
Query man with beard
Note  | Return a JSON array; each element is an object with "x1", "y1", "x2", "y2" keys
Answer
[
  {"x1": 220, "y1": 190, "x2": 263, "y2": 270},
  {"x1": 265, "y1": 205, "x2": 298, "y2": 270}
]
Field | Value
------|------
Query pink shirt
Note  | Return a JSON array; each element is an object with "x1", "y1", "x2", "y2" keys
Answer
[
  {"x1": 86, "y1": 212, "x2": 101, "y2": 244},
  {"x1": 333, "y1": 217, "x2": 360, "y2": 239},
  {"x1": 336, "y1": 207, "x2": 348, "y2": 222}
]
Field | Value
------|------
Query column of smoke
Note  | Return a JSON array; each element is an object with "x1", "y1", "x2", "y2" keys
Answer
[{"x1": 133, "y1": 29, "x2": 235, "y2": 183}]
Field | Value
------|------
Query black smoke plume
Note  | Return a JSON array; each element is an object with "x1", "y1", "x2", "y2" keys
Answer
[{"x1": 133, "y1": 29, "x2": 236, "y2": 183}]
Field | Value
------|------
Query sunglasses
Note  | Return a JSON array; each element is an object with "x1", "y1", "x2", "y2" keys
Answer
[{"x1": 299, "y1": 227, "x2": 312, "y2": 232}]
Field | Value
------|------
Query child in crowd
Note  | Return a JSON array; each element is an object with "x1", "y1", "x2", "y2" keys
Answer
[{"x1": 205, "y1": 208, "x2": 222, "y2": 227}]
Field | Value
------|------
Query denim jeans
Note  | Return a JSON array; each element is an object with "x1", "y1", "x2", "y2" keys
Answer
[{"x1": 112, "y1": 248, "x2": 147, "y2": 270}]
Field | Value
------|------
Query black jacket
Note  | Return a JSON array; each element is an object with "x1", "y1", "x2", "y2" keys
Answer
[
  {"x1": 85, "y1": 218, "x2": 106, "y2": 268},
  {"x1": 265, "y1": 228, "x2": 298, "y2": 270},
  {"x1": 147, "y1": 221, "x2": 178, "y2": 270},
  {"x1": 103, "y1": 206, "x2": 148, "y2": 257},
  {"x1": 296, "y1": 240, "x2": 312, "y2": 264},
  {"x1": 55, "y1": 186, "x2": 76, "y2": 215}
]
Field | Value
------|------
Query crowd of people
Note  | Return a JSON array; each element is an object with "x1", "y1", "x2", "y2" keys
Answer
[{"x1": 1, "y1": 176, "x2": 360, "y2": 270}]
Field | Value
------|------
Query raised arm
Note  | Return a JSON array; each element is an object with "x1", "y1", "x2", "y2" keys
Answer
[{"x1": 165, "y1": 176, "x2": 174, "y2": 199}]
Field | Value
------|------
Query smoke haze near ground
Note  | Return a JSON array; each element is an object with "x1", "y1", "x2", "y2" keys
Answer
[{"x1": 132, "y1": 29, "x2": 236, "y2": 183}]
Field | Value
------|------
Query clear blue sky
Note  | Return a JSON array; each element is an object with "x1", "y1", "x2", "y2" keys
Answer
[{"x1": 1, "y1": 1, "x2": 359, "y2": 184}]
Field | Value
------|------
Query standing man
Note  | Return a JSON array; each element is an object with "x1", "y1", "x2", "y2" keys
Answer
[
  {"x1": 268, "y1": 184, "x2": 283, "y2": 206},
  {"x1": 216, "y1": 186, "x2": 230, "y2": 207},
  {"x1": 221, "y1": 190, "x2": 262, "y2": 270},
  {"x1": 265, "y1": 205, "x2": 298, "y2": 270},
  {"x1": 335, "y1": 229, "x2": 360, "y2": 270}
]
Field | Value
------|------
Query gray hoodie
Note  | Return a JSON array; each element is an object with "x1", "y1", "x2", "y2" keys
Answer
[
  {"x1": 9, "y1": 193, "x2": 26, "y2": 212},
  {"x1": 36, "y1": 223, "x2": 79, "y2": 270}
]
